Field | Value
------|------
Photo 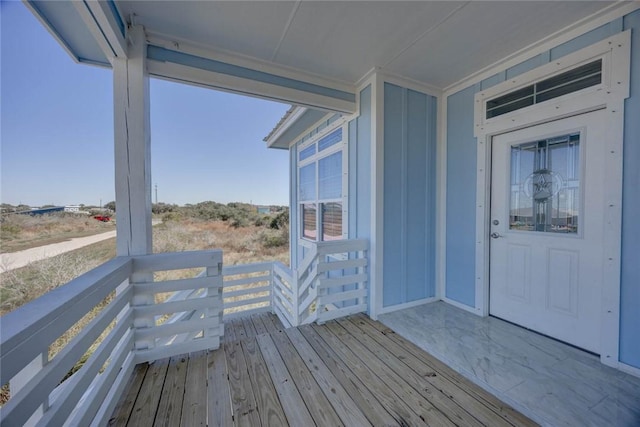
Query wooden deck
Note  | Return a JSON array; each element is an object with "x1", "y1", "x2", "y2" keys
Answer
[{"x1": 109, "y1": 313, "x2": 537, "y2": 426}]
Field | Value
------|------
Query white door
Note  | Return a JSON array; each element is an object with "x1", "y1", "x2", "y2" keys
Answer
[{"x1": 489, "y1": 110, "x2": 607, "y2": 354}]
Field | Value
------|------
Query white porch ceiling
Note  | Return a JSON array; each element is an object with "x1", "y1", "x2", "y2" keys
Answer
[{"x1": 116, "y1": 1, "x2": 617, "y2": 89}]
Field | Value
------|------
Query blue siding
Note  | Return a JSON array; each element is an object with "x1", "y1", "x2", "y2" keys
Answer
[
  {"x1": 445, "y1": 11, "x2": 640, "y2": 369},
  {"x1": 383, "y1": 83, "x2": 437, "y2": 307},
  {"x1": 349, "y1": 86, "x2": 372, "y2": 240},
  {"x1": 620, "y1": 9, "x2": 640, "y2": 370},
  {"x1": 445, "y1": 85, "x2": 478, "y2": 307}
]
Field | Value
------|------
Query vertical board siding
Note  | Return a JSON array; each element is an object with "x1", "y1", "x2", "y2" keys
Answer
[
  {"x1": 383, "y1": 83, "x2": 437, "y2": 308},
  {"x1": 351, "y1": 86, "x2": 372, "y2": 241},
  {"x1": 383, "y1": 84, "x2": 404, "y2": 306},
  {"x1": 445, "y1": 11, "x2": 640, "y2": 369},
  {"x1": 445, "y1": 85, "x2": 478, "y2": 307},
  {"x1": 620, "y1": 9, "x2": 640, "y2": 370}
]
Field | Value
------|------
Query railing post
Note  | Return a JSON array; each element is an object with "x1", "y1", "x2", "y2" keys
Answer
[
  {"x1": 206, "y1": 257, "x2": 224, "y2": 347},
  {"x1": 293, "y1": 267, "x2": 300, "y2": 327},
  {"x1": 131, "y1": 268, "x2": 155, "y2": 352},
  {"x1": 270, "y1": 263, "x2": 275, "y2": 314}
]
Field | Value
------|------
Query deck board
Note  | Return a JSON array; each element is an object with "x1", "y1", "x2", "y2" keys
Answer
[
  {"x1": 153, "y1": 354, "x2": 187, "y2": 427},
  {"x1": 180, "y1": 350, "x2": 207, "y2": 426},
  {"x1": 126, "y1": 357, "x2": 170, "y2": 427},
  {"x1": 111, "y1": 313, "x2": 538, "y2": 427},
  {"x1": 207, "y1": 347, "x2": 232, "y2": 427}
]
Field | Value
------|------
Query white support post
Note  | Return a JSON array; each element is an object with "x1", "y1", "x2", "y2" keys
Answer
[{"x1": 113, "y1": 25, "x2": 152, "y2": 257}]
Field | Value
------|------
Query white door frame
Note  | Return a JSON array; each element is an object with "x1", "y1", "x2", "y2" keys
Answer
[{"x1": 473, "y1": 31, "x2": 630, "y2": 367}]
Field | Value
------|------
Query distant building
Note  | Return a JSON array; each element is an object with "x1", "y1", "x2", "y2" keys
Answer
[
  {"x1": 256, "y1": 206, "x2": 271, "y2": 214},
  {"x1": 17, "y1": 206, "x2": 65, "y2": 215},
  {"x1": 64, "y1": 205, "x2": 82, "y2": 212}
]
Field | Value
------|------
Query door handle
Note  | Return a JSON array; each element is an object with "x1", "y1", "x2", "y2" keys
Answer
[{"x1": 490, "y1": 232, "x2": 503, "y2": 239}]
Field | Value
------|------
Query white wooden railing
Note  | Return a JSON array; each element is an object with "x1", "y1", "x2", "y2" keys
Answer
[
  {"x1": 0, "y1": 250, "x2": 223, "y2": 427},
  {"x1": 272, "y1": 239, "x2": 369, "y2": 327},
  {"x1": 0, "y1": 239, "x2": 368, "y2": 426}
]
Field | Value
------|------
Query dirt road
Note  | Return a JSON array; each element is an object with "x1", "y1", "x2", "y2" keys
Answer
[{"x1": 0, "y1": 230, "x2": 117, "y2": 273}]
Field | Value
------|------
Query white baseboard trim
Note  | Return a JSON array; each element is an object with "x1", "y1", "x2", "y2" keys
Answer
[
  {"x1": 377, "y1": 297, "x2": 438, "y2": 315},
  {"x1": 619, "y1": 361, "x2": 640, "y2": 379},
  {"x1": 441, "y1": 297, "x2": 482, "y2": 316}
]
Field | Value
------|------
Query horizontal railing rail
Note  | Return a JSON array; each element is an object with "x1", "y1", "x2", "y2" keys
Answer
[{"x1": 222, "y1": 262, "x2": 273, "y2": 319}]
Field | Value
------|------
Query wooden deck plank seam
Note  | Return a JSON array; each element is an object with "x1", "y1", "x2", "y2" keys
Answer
[{"x1": 110, "y1": 312, "x2": 537, "y2": 427}]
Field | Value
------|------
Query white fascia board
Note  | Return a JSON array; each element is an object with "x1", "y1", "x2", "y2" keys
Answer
[
  {"x1": 444, "y1": 1, "x2": 640, "y2": 96},
  {"x1": 145, "y1": 32, "x2": 356, "y2": 96},
  {"x1": 147, "y1": 60, "x2": 356, "y2": 115},
  {"x1": 265, "y1": 107, "x2": 308, "y2": 148}
]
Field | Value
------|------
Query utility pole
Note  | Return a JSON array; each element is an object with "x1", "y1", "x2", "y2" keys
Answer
[{"x1": 155, "y1": 184, "x2": 158, "y2": 205}]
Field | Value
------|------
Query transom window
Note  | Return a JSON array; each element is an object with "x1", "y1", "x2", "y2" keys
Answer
[
  {"x1": 298, "y1": 126, "x2": 347, "y2": 242},
  {"x1": 486, "y1": 60, "x2": 602, "y2": 119}
]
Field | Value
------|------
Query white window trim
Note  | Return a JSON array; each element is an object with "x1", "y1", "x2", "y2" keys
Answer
[
  {"x1": 297, "y1": 120, "x2": 349, "y2": 247},
  {"x1": 473, "y1": 30, "x2": 630, "y2": 368}
]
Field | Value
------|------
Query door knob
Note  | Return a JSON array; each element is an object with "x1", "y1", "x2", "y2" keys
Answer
[{"x1": 490, "y1": 232, "x2": 503, "y2": 239}]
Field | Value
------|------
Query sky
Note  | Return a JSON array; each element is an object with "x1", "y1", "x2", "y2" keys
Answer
[{"x1": 0, "y1": 1, "x2": 291, "y2": 207}]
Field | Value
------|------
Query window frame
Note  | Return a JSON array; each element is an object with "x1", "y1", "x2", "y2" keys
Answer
[{"x1": 297, "y1": 121, "x2": 349, "y2": 246}]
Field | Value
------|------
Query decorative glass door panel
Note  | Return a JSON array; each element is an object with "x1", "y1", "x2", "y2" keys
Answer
[
  {"x1": 490, "y1": 110, "x2": 606, "y2": 354},
  {"x1": 509, "y1": 133, "x2": 580, "y2": 233}
]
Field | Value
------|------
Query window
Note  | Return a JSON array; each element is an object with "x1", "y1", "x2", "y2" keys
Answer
[
  {"x1": 486, "y1": 60, "x2": 602, "y2": 119},
  {"x1": 298, "y1": 126, "x2": 347, "y2": 242},
  {"x1": 509, "y1": 133, "x2": 580, "y2": 233}
]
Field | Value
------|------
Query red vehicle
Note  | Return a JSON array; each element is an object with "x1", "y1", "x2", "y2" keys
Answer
[{"x1": 93, "y1": 215, "x2": 111, "y2": 222}]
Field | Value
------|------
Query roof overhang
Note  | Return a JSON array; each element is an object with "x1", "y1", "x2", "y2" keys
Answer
[{"x1": 263, "y1": 106, "x2": 331, "y2": 149}]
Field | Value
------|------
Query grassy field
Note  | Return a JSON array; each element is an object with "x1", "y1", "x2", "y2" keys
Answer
[
  {"x1": 0, "y1": 216, "x2": 289, "y2": 404},
  {"x1": 0, "y1": 213, "x2": 115, "y2": 253},
  {"x1": 1, "y1": 217, "x2": 289, "y2": 316}
]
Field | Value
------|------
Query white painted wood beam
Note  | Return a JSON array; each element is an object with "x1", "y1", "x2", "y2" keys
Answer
[
  {"x1": 113, "y1": 25, "x2": 152, "y2": 256},
  {"x1": 71, "y1": 1, "x2": 127, "y2": 65},
  {"x1": 85, "y1": 0, "x2": 127, "y2": 59}
]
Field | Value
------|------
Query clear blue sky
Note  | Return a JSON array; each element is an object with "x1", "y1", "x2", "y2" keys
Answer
[{"x1": 1, "y1": 1, "x2": 291, "y2": 207}]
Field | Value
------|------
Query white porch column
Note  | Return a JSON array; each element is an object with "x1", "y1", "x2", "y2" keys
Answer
[{"x1": 113, "y1": 25, "x2": 152, "y2": 256}]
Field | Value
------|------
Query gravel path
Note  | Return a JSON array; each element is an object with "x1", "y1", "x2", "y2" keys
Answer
[{"x1": 0, "y1": 230, "x2": 117, "y2": 273}]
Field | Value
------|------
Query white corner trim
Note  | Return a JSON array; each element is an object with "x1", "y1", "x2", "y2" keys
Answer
[
  {"x1": 369, "y1": 73, "x2": 385, "y2": 320},
  {"x1": 355, "y1": 67, "x2": 380, "y2": 90},
  {"x1": 436, "y1": 93, "x2": 447, "y2": 302},
  {"x1": 444, "y1": 2, "x2": 639, "y2": 96}
]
